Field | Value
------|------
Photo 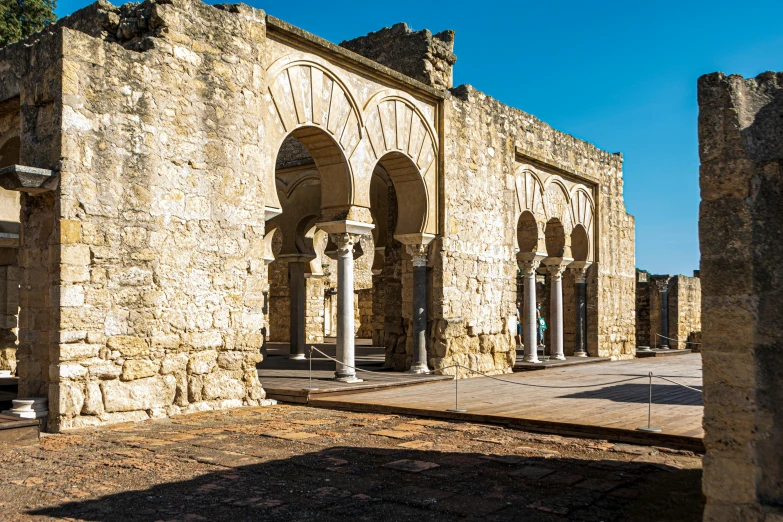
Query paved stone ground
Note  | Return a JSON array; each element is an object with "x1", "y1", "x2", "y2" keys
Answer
[{"x1": 0, "y1": 405, "x2": 703, "y2": 521}]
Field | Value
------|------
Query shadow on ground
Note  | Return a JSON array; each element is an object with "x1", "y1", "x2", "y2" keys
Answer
[
  {"x1": 29, "y1": 446, "x2": 702, "y2": 521},
  {"x1": 561, "y1": 383, "x2": 703, "y2": 406}
]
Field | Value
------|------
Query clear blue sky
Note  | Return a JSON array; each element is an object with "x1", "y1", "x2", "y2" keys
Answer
[{"x1": 55, "y1": 0, "x2": 783, "y2": 276}]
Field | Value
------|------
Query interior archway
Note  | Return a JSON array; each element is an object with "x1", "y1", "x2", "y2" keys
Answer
[{"x1": 376, "y1": 152, "x2": 427, "y2": 236}]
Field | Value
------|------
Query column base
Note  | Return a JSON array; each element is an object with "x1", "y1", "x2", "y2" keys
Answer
[
  {"x1": 288, "y1": 354, "x2": 307, "y2": 360},
  {"x1": 550, "y1": 354, "x2": 566, "y2": 361},
  {"x1": 334, "y1": 375, "x2": 364, "y2": 383},
  {"x1": 407, "y1": 364, "x2": 430, "y2": 374},
  {"x1": 574, "y1": 351, "x2": 588, "y2": 358},
  {"x1": 522, "y1": 355, "x2": 541, "y2": 363}
]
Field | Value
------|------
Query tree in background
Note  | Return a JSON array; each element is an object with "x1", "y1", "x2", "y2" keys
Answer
[{"x1": 0, "y1": 0, "x2": 57, "y2": 47}]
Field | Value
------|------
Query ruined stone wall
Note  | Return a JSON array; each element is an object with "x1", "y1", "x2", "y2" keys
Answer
[
  {"x1": 698, "y1": 71, "x2": 783, "y2": 521},
  {"x1": 0, "y1": 29, "x2": 63, "y2": 398},
  {"x1": 357, "y1": 288, "x2": 373, "y2": 339},
  {"x1": 340, "y1": 23, "x2": 456, "y2": 90},
  {"x1": 669, "y1": 275, "x2": 701, "y2": 350},
  {"x1": 0, "y1": 107, "x2": 21, "y2": 373},
  {"x1": 305, "y1": 276, "x2": 324, "y2": 344},
  {"x1": 436, "y1": 85, "x2": 634, "y2": 375},
  {"x1": 635, "y1": 270, "x2": 650, "y2": 347},
  {"x1": 267, "y1": 257, "x2": 289, "y2": 343},
  {"x1": 48, "y1": 1, "x2": 269, "y2": 430}
]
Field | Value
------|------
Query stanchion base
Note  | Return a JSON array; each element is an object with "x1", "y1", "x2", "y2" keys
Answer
[
  {"x1": 447, "y1": 408, "x2": 466, "y2": 413},
  {"x1": 301, "y1": 388, "x2": 319, "y2": 392},
  {"x1": 636, "y1": 426, "x2": 662, "y2": 433}
]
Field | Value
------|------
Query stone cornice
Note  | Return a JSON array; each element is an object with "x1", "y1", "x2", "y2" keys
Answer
[
  {"x1": 0, "y1": 165, "x2": 58, "y2": 194},
  {"x1": 266, "y1": 16, "x2": 446, "y2": 103}
]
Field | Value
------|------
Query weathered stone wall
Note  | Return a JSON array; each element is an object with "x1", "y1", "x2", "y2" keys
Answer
[
  {"x1": 698, "y1": 71, "x2": 783, "y2": 521},
  {"x1": 0, "y1": 105, "x2": 21, "y2": 373},
  {"x1": 635, "y1": 270, "x2": 650, "y2": 347},
  {"x1": 340, "y1": 23, "x2": 456, "y2": 91},
  {"x1": 305, "y1": 276, "x2": 324, "y2": 344},
  {"x1": 0, "y1": 28, "x2": 63, "y2": 399},
  {"x1": 357, "y1": 288, "x2": 373, "y2": 339},
  {"x1": 669, "y1": 274, "x2": 701, "y2": 350},
  {"x1": 435, "y1": 84, "x2": 634, "y2": 375},
  {"x1": 47, "y1": 1, "x2": 269, "y2": 430},
  {"x1": 648, "y1": 275, "x2": 668, "y2": 348}
]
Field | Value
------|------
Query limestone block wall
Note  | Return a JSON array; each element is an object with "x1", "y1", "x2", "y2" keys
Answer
[
  {"x1": 43, "y1": 1, "x2": 270, "y2": 430},
  {"x1": 0, "y1": 107, "x2": 21, "y2": 373},
  {"x1": 357, "y1": 288, "x2": 373, "y2": 339},
  {"x1": 340, "y1": 23, "x2": 456, "y2": 91},
  {"x1": 635, "y1": 270, "x2": 650, "y2": 347},
  {"x1": 669, "y1": 275, "x2": 701, "y2": 350},
  {"x1": 305, "y1": 276, "x2": 324, "y2": 344},
  {"x1": 267, "y1": 259, "x2": 290, "y2": 343},
  {"x1": 436, "y1": 85, "x2": 634, "y2": 375},
  {"x1": 698, "y1": 71, "x2": 783, "y2": 521}
]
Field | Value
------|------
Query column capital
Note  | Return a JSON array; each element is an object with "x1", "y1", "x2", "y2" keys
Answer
[
  {"x1": 544, "y1": 257, "x2": 572, "y2": 281},
  {"x1": 405, "y1": 243, "x2": 429, "y2": 267},
  {"x1": 569, "y1": 261, "x2": 592, "y2": 283},
  {"x1": 329, "y1": 232, "x2": 363, "y2": 257},
  {"x1": 517, "y1": 252, "x2": 545, "y2": 276},
  {"x1": 394, "y1": 232, "x2": 436, "y2": 247},
  {"x1": 655, "y1": 278, "x2": 670, "y2": 291}
]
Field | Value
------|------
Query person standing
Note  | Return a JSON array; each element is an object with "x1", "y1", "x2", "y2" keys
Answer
[
  {"x1": 536, "y1": 304, "x2": 547, "y2": 349},
  {"x1": 515, "y1": 307, "x2": 522, "y2": 348}
]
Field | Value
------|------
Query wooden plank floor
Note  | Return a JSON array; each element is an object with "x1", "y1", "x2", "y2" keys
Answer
[{"x1": 309, "y1": 353, "x2": 704, "y2": 450}]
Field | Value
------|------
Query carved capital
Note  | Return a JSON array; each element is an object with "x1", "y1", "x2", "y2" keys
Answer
[
  {"x1": 546, "y1": 263, "x2": 567, "y2": 281},
  {"x1": 519, "y1": 259, "x2": 540, "y2": 277},
  {"x1": 406, "y1": 244, "x2": 429, "y2": 267},
  {"x1": 655, "y1": 278, "x2": 669, "y2": 291},
  {"x1": 571, "y1": 266, "x2": 588, "y2": 284},
  {"x1": 330, "y1": 233, "x2": 360, "y2": 258}
]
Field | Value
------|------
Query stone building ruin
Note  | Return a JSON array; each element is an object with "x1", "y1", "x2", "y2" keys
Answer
[
  {"x1": 698, "y1": 71, "x2": 783, "y2": 521},
  {"x1": 635, "y1": 270, "x2": 701, "y2": 350},
  {"x1": 0, "y1": 0, "x2": 635, "y2": 431}
]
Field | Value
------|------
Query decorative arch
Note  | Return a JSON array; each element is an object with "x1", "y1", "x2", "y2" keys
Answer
[
  {"x1": 265, "y1": 56, "x2": 364, "y2": 212},
  {"x1": 543, "y1": 176, "x2": 572, "y2": 235},
  {"x1": 514, "y1": 167, "x2": 548, "y2": 224},
  {"x1": 568, "y1": 186, "x2": 595, "y2": 262},
  {"x1": 363, "y1": 92, "x2": 438, "y2": 235}
]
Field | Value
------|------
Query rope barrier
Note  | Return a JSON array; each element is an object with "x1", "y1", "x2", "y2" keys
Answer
[
  {"x1": 305, "y1": 345, "x2": 703, "y2": 431},
  {"x1": 655, "y1": 333, "x2": 701, "y2": 345}
]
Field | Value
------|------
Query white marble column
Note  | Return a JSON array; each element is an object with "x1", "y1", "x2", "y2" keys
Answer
[
  {"x1": 331, "y1": 232, "x2": 362, "y2": 382},
  {"x1": 520, "y1": 258, "x2": 541, "y2": 363},
  {"x1": 406, "y1": 243, "x2": 430, "y2": 374},
  {"x1": 546, "y1": 262, "x2": 567, "y2": 361}
]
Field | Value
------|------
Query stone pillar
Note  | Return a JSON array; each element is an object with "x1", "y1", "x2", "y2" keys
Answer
[
  {"x1": 318, "y1": 220, "x2": 374, "y2": 383},
  {"x1": 546, "y1": 262, "x2": 568, "y2": 361},
  {"x1": 656, "y1": 278, "x2": 669, "y2": 348},
  {"x1": 333, "y1": 233, "x2": 360, "y2": 382},
  {"x1": 287, "y1": 261, "x2": 307, "y2": 360},
  {"x1": 406, "y1": 243, "x2": 430, "y2": 374},
  {"x1": 519, "y1": 258, "x2": 541, "y2": 363},
  {"x1": 570, "y1": 263, "x2": 589, "y2": 357}
]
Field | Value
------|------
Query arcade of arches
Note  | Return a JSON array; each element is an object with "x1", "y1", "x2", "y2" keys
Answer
[{"x1": 0, "y1": 0, "x2": 635, "y2": 431}]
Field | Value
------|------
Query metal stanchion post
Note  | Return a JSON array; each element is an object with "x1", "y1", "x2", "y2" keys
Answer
[
  {"x1": 301, "y1": 346, "x2": 319, "y2": 392},
  {"x1": 636, "y1": 371, "x2": 661, "y2": 433},
  {"x1": 447, "y1": 365, "x2": 466, "y2": 413}
]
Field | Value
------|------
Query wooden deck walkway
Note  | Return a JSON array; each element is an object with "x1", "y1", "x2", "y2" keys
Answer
[{"x1": 309, "y1": 353, "x2": 704, "y2": 451}]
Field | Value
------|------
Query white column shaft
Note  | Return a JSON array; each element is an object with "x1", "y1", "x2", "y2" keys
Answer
[
  {"x1": 548, "y1": 267, "x2": 565, "y2": 360},
  {"x1": 522, "y1": 261, "x2": 540, "y2": 363},
  {"x1": 334, "y1": 233, "x2": 360, "y2": 382}
]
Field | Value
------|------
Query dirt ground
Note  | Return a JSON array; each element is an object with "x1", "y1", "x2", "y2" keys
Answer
[{"x1": 0, "y1": 404, "x2": 703, "y2": 521}]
